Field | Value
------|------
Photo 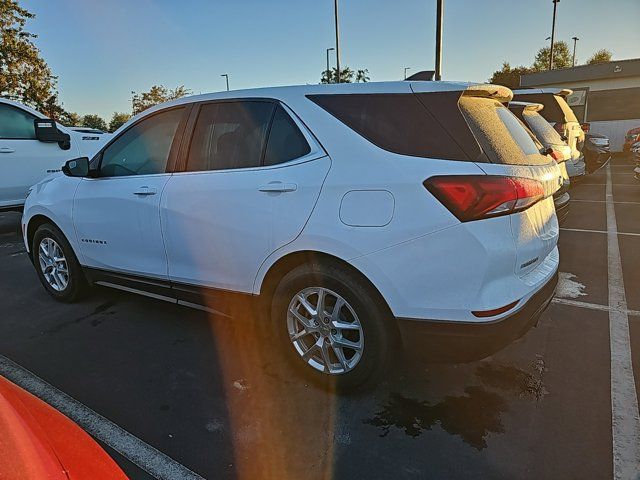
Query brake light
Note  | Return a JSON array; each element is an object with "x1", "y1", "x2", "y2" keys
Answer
[
  {"x1": 581, "y1": 123, "x2": 590, "y2": 133},
  {"x1": 549, "y1": 149, "x2": 563, "y2": 162},
  {"x1": 424, "y1": 175, "x2": 545, "y2": 222}
]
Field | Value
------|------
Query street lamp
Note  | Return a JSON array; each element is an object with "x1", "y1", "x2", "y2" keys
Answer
[
  {"x1": 404, "y1": 67, "x2": 411, "y2": 80},
  {"x1": 326, "y1": 47, "x2": 335, "y2": 83},
  {"x1": 435, "y1": 0, "x2": 444, "y2": 80},
  {"x1": 572, "y1": 36, "x2": 579, "y2": 66},
  {"x1": 221, "y1": 74, "x2": 229, "y2": 91},
  {"x1": 549, "y1": 0, "x2": 560, "y2": 70},
  {"x1": 334, "y1": 0, "x2": 341, "y2": 83}
]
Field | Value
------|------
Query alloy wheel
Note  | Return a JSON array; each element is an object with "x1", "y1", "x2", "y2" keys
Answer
[{"x1": 38, "y1": 237, "x2": 69, "y2": 292}]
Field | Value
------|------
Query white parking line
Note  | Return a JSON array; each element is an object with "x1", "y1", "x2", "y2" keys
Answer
[
  {"x1": 560, "y1": 227, "x2": 640, "y2": 238},
  {"x1": 552, "y1": 298, "x2": 640, "y2": 317},
  {"x1": 0, "y1": 355, "x2": 205, "y2": 480},
  {"x1": 605, "y1": 164, "x2": 640, "y2": 479},
  {"x1": 572, "y1": 200, "x2": 640, "y2": 205}
]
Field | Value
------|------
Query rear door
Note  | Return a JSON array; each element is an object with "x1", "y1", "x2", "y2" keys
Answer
[
  {"x1": 459, "y1": 95, "x2": 562, "y2": 280},
  {"x1": 162, "y1": 99, "x2": 329, "y2": 295}
]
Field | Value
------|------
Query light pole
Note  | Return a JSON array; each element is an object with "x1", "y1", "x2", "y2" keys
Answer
[
  {"x1": 549, "y1": 0, "x2": 560, "y2": 70},
  {"x1": 404, "y1": 67, "x2": 411, "y2": 80},
  {"x1": 221, "y1": 74, "x2": 229, "y2": 91},
  {"x1": 435, "y1": 0, "x2": 444, "y2": 80},
  {"x1": 572, "y1": 36, "x2": 579, "y2": 66},
  {"x1": 334, "y1": 0, "x2": 341, "y2": 83},
  {"x1": 326, "y1": 47, "x2": 335, "y2": 83}
]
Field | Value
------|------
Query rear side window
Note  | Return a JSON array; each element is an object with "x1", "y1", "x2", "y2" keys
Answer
[
  {"x1": 523, "y1": 111, "x2": 564, "y2": 145},
  {"x1": 459, "y1": 97, "x2": 548, "y2": 166},
  {"x1": 0, "y1": 104, "x2": 36, "y2": 139},
  {"x1": 263, "y1": 105, "x2": 311, "y2": 166},
  {"x1": 187, "y1": 101, "x2": 273, "y2": 171},
  {"x1": 307, "y1": 93, "x2": 470, "y2": 161}
]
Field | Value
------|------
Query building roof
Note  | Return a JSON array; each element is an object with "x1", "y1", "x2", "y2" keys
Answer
[{"x1": 520, "y1": 58, "x2": 640, "y2": 87}]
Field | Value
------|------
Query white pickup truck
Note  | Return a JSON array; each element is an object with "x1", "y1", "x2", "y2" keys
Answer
[{"x1": 0, "y1": 98, "x2": 111, "y2": 211}]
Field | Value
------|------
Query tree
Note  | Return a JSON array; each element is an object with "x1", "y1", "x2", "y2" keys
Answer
[
  {"x1": 320, "y1": 66, "x2": 370, "y2": 84},
  {"x1": 532, "y1": 41, "x2": 572, "y2": 71},
  {"x1": 60, "y1": 111, "x2": 81, "y2": 126},
  {"x1": 108, "y1": 112, "x2": 131, "y2": 132},
  {"x1": 489, "y1": 62, "x2": 534, "y2": 89},
  {"x1": 131, "y1": 84, "x2": 191, "y2": 115},
  {"x1": 0, "y1": 0, "x2": 64, "y2": 118},
  {"x1": 587, "y1": 49, "x2": 612, "y2": 65},
  {"x1": 80, "y1": 114, "x2": 107, "y2": 131}
]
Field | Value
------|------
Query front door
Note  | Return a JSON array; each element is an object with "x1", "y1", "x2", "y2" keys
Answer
[{"x1": 73, "y1": 107, "x2": 187, "y2": 279}]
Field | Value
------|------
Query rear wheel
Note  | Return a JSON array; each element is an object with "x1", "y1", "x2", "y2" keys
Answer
[
  {"x1": 271, "y1": 262, "x2": 394, "y2": 392},
  {"x1": 33, "y1": 223, "x2": 88, "y2": 302}
]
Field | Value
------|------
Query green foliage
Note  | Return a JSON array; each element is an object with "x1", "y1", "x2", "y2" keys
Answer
[
  {"x1": 108, "y1": 112, "x2": 131, "y2": 132},
  {"x1": 60, "y1": 111, "x2": 81, "y2": 126},
  {"x1": 80, "y1": 114, "x2": 108, "y2": 131},
  {"x1": 533, "y1": 41, "x2": 573, "y2": 70},
  {"x1": 489, "y1": 62, "x2": 534, "y2": 89},
  {"x1": 131, "y1": 84, "x2": 191, "y2": 115},
  {"x1": 321, "y1": 66, "x2": 370, "y2": 84},
  {"x1": 587, "y1": 49, "x2": 612, "y2": 65},
  {"x1": 0, "y1": 0, "x2": 65, "y2": 118}
]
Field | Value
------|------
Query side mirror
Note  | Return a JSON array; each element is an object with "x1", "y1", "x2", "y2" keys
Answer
[
  {"x1": 34, "y1": 119, "x2": 71, "y2": 149},
  {"x1": 61, "y1": 157, "x2": 89, "y2": 177}
]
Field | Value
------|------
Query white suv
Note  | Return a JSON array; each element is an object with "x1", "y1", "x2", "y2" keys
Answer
[
  {"x1": 22, "y1": 82, "x2": 562, "y2": 390},
  {"x1": 0, "y1": 98, "x2": 110, "y2": 211}
]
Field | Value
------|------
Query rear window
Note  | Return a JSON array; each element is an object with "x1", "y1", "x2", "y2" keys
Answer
[
  {"x1": 307, "y1": 93, "x2": 471, "y2": 161},
  {"x1": 459, "y1": 97, "x2": 548, "y2": 166},
  {"x1": 512, "y1": 93, "x2": 578, "y2": 123},
  {"x1": 523, "y1": 111, "x2": 564, "y2": 145}
]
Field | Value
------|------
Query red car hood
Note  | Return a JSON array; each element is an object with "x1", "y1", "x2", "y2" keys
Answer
[{"x1": 0, "y1": 376, "x2": 127, "y2": 479}]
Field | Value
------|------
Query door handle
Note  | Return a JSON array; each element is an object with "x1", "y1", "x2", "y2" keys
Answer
[
  {"x1": 133, "y1": 186, "x2": 157, "y2": 196},
  {"x1": 0, "y1": 147, "x2": 15, "y2": 153},
  {"x1": 259, "y1": 182, "x2": 297, "y2": 193}
]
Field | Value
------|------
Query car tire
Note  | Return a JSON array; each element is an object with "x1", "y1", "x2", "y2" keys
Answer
[
  {"x1": 32, "y1": 223, "x2": 88, "y2": 302},
  {"x1": 270, "y1": 261, "x2": 395, "y2": 392}
]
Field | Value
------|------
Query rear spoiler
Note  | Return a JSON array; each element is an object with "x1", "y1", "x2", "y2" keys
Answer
[
  {"x1": 512, "y1": 87, "x2": 573, "y2": 97},
  {"x1": 508, "y1": 101, "x2": 544, "y2": 112},
  {"x1": 463, "y1": 84, "x2": 513, "y2": 103}
]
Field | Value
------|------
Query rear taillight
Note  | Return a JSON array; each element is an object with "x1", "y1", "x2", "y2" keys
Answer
[
  {"x1": 424, "y1": 175, "x2": 545, "y2": 222},
  {"x1": 549, "y1": 149, "x2": 563, "y2": 162},
  {"x1": 581, "y1": 123, "x2": 590, "y2": 133}
]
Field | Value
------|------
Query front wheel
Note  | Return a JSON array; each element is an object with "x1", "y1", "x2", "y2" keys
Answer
[
  {"x1": 32, "y1": 223, "x2": 88, "y2": 302},
  {"x1": 270, "y1": 262, "x2": 394, "y2": 392}
]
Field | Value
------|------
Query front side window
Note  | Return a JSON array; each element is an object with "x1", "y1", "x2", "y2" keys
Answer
[
  {"x1": 0, "y1": 104, "x2": 36, "y2": 139},
  {"x1": 187, "y1": 101, "x2": 274, "y2": 171},
  {"x1": 99, "y1": 107, "x2": 184, "y2": 177}
]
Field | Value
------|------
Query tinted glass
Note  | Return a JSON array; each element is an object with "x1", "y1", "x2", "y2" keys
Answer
[
  {"x1": 100, "y1": 108, "x2": 183, "y2": 177},
  {"x1": 459, "y1": 97, "x2": 548, "y2": 166},
  {"x1": 523, "y1": 111, "x2": 564, "y2": 145},
  {"x1": 307, "y1": 93, "x2": 471, "y2": 161},
  {"x1": 263, "y1": 105, "x2": 311, "y2": 166},
  {"x1": 0, "y1": 104, "x2": 36, "y2": 139},
  {"x1": 512, "y1": 93, "x2": 578, "y2": 123},
  {"x1": 187, "y1": 101, "x2": 274, "y2": 171}
]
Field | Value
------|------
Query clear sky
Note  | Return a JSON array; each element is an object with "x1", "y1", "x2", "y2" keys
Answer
[{"x1": 21, "y1": 0, "x2": 640, "y2": 120}]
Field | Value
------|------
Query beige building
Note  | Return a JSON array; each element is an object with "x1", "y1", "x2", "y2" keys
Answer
[{"x1": 519, "y1": 58, "x2": 640, "y2": 151}]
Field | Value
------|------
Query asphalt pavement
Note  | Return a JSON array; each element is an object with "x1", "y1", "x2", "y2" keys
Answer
[{"x1": 1, "y1": 155, "x2": 639, "y2": 479}]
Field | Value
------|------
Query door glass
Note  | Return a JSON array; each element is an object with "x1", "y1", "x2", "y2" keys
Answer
[
  {"x1": 186, "y1": 101, "x2": 274, "y2": 171},
  {"x1": 263, "y1": 105, "x2": 310, "y2": 166},
  {"x1": 99, "y1": 107, "x2": 184, "y2": 177},
  {"x1": 0, "y1": 104, "x2": 36, "y2": 139}
]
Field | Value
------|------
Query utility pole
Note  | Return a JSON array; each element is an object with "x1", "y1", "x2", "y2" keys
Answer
[
  {"x1": 404, "y1": 67, "x2": 411, "y2": 80},
  {"x1": 549, "y1": 0, "x2": 560, "y2": 70},
  {"x1": 326, "y1": 47, "x2": 335, "y2": 83},
  {"x1": 221, "y1": 74, "x2": 229, "y2": 91},
  {"x1": 334, "y1": 0, "x2": 341, "y2": 83},
  {"x1": 435, "y1": 0, "x2": 444, "y2": 80},
  {"x1": 572, "y1": 36, "x2": 579, "y2": 67}
]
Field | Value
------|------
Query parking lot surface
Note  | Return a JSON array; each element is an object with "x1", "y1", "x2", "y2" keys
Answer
[{"x1": 1, "y1": 155, "x2": 639, "y2": 479}]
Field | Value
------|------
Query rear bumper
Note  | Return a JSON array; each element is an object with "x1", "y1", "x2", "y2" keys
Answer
[{"x1": 396, "y1": 269, "x2": 558, "y2": 363}]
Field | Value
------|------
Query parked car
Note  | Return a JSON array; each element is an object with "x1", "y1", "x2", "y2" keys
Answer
[
  {"x1": 22, "y1": 82, "x2": 562, "y2": 390},
  {"x1": 508, "y1": 101, "x2": 571, "y2": 224},
  {"x1": 0, "y1": 375, "x2": 127, "y2": 479},
  {"x1": 0, "y1": 98, "x2": 109, "y2": 211},
  {"x1": 584, "y1": 132, "x2": 611, "y2": 173},
  {"x1": 632, "y1": 142, "x2": 640, "y2": 181},
  {"x1": 624, "y1": 126, "x2": 640, "y2": 153},
  {"x1": 512, "y1": 88, "x2": 586, "y2": 179}
]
